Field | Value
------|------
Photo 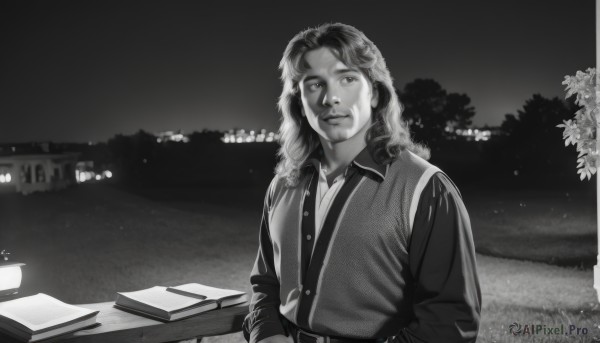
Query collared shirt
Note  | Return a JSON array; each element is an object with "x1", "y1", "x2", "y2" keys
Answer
[
  {"x1": 314, "y1": 161, "x2": 346, "y2": 243},
  {"x1": 244, "y1": 148, "x2": 481, "y2": 343}
]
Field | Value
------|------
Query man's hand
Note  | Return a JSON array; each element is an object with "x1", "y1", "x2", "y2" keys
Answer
[{"x1": 258, "y1": 334, "x2": 294, "y2": 343}]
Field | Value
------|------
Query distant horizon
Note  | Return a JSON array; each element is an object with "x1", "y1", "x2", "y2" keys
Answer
[{"x1": 0, "y1": 122, "x2": 508, "y2": 145}]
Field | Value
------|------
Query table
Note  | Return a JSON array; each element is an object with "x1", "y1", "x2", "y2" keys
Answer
[{"x1": 0, "y1": 301, "x2": 249, "y2": 343}]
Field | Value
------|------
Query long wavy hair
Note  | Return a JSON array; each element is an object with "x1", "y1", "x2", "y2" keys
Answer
[{"x1": 276, "y1": 23, "x2": 429, "y2": 186}]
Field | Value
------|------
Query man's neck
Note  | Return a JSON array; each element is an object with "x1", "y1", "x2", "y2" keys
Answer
[{"x1": 319, "y1": 129, "x2": 368, "y2": 178}]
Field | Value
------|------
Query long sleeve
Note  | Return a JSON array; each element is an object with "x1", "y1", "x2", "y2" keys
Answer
[
  {"x1": 396, "y1": 173, "x2": 481, "y2": 343},
  {"x1": 242, "y1": 180, "x2": 287, "y2": 343}
]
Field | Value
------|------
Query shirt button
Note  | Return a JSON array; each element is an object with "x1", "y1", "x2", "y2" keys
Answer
[
  {"x1": 305, "y1": 290, "x2": 311, "y2": 295},
  {"x1": 306, "y1": 234, "x2": 312, "y2": 240},
  {"x1": 303, "y1": 211, "x2": 309, "y2": 216}
]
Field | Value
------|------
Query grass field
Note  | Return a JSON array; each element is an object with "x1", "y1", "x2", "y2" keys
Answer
[
  {"x1": 0, "y1": 183, "x2": 599, "y2": 342},
  {"x1": 464, "y1": 186, "x2": 597, "y2": 269}
]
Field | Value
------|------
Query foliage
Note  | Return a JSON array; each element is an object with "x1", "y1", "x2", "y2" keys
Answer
[
  {"x1": 483, "y1": 94, "x2": 576, "y2": 185},
  {"x1": 501, "y1": 95, "x2": 576, "y2": 138},
  {"x1": 398, "y1": 79, "x2": 475, "y2": 145},
  {"x1": 557, "y1": 68, "x2": 598, "y2": 181}
]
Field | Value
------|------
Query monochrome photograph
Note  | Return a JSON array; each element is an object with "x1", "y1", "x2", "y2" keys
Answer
[{"x1": 0, "y1": 1, "x2": 597, "y2": 342}]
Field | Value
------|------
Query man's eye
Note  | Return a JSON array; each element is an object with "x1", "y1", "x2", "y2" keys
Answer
[
  {"x1": 308, "y1": 83, "x2": 323, "y2": 91},
  {"x1": 342, "y1": 76, "x2": 357, "y2": 84}
]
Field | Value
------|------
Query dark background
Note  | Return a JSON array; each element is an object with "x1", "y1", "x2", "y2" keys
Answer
[{"x1": 0, "y1": 0, "x2": 594, "y2": 143}]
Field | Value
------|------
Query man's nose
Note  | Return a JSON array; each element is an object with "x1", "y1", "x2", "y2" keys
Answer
[{"x1": 322, "y1": 90, "x2": 341, "y2": 107}]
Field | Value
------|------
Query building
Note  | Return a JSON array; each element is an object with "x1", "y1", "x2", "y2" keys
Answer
[
  {"x1": 155, "y1": 130, "x2": 190, "y2": 143},
  {"x1": 0, "y1": 153, "x2": 79, "y2": 195}
]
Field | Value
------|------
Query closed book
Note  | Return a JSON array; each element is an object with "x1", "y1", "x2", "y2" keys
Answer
[
  {"x1": 0, "y1": 293, "x2": 99, "y2": 342},
  {"x1": 166, "y1": 283, "x2": 248, "y2": 308},
  {"x1": 115, "y1": 286, "x2": 218, "y2": 321}
]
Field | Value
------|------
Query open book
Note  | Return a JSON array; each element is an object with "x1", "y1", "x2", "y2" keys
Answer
[
  {"x1": 0, "y1": 293, "x2": 99, "y2": 342},
  {"x1": 166, "y1": 283, "x2": 248, "y2": 308},
  {"x1": 115, "y1": 286, "x2": 219, "y2": 321}
]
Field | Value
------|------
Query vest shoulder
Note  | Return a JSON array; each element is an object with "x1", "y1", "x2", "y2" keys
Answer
[{"x1": 388, "y1": 149, "x2": 438, "y2": 175}]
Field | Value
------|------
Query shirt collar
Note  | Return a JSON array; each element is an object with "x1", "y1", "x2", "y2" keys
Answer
[
  {"x1": 353, "y1": 147, "x2": 387, "y2": 181},
  {"x1": 302, "y1": 146, "x2": 388, "y2": 181}
]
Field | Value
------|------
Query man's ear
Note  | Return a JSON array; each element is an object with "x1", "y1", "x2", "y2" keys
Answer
[{"x1": 371, "y1": 83, "x2": 379, "y2": 108}]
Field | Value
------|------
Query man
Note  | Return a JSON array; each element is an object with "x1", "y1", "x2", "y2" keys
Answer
[{"x1": 243, "y1": 23, "x2": 481, "y2": 343}]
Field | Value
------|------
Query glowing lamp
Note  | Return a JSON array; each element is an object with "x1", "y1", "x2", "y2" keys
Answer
[{"x1": 0, "y1": 250, "x2": 24, "y2": 298}]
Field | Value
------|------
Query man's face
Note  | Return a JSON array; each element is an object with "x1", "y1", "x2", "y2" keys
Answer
[{"x1": 299, "y1": 47, "x2": 378, "y2": 144}]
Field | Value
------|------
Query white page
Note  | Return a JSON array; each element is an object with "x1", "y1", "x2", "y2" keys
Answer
[
  {"x1": 118, "y1": 286, "x2": 203, "y2": 312},
  {"x1": 0, "y1": 294, "x2": 96, "y2": 333},
  {"x1": 0, "y1": 315, "x2": 97, "y2": 342}
]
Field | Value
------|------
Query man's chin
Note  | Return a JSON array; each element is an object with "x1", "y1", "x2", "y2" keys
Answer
[{"x1": 318, "y1": 130, "x2": 360, "y2": 145}]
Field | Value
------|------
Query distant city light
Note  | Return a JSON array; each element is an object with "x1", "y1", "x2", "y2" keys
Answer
[
  {"x1": 76, "y1": 169, "x2": 113, "y2": 183},
  {"x1": 454, "y1": 127, "x2": 493, "y2": 142},
  {"x1": 0, "y1": 173, "x2": 11, "y2": 184},
  {"x1": 155, "y1": 130, "x2": 190, "y2": 143},
  {"x1": 76, "y1": 170, "x2": 96, "y2": 183},
  {"x1": 222, "y1": 129, "x2": 280, "y2": 144}
]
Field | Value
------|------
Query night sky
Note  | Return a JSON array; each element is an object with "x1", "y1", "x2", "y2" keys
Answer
[{"x1": 1, "y1": 0, "x2": 595, "y2": 143}]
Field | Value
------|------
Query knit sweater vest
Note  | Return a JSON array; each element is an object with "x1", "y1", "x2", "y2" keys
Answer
[{"x1": 266, "y1": 150, "x2": 440, "y2": 338}]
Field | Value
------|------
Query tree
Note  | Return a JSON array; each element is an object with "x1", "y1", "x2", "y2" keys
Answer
[
  {"x1": 502, "y1": 94, "x2": 576, "y2": 138},
  {"x1": 444, "y1": 93, "x2": 476, "y2": 130},
  {"x1": 484, "y1": 94, "x2": 577, "y2": 183},
  {"x1": 398, "y1": 79, "x2": 475, "y2": 145}
]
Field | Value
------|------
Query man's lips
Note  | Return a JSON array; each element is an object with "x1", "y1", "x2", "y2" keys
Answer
[{"x1": 321, "y1": 113, "x2": 350, "y2": 120}]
